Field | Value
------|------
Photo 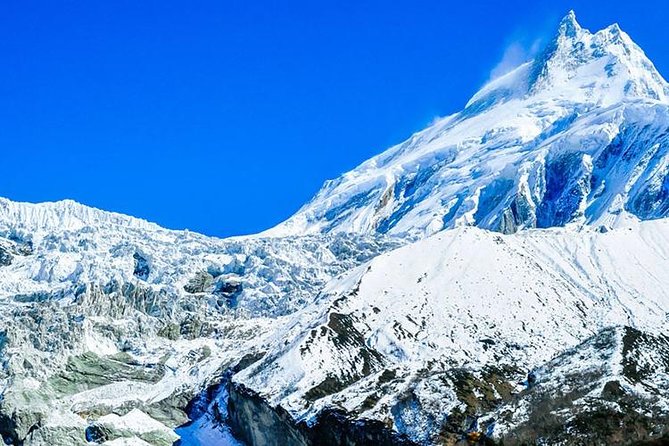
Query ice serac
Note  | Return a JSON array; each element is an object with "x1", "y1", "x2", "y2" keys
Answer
[
  {"x1": 3, "y1": 11, "x2": 669, "y2": 446},
  {"x1": 267, "y1": 11, "x2": 669, "y2": 238},
  {"x1": 0, "y1": 197, "x2": 400, "y2": 445}
]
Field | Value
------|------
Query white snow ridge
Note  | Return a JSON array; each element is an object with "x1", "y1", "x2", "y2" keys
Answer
[{"x1": 1, "y1": 10, "x2": 669, "y2": 446}]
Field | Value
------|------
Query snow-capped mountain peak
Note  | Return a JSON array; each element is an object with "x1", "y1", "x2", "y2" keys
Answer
[
  {"x1": 268, "y1": 12, "x2": 669, "y2": 239},
  {"x1": 529, "y1": 11, "x2": 668, "y2": 103},
  {"x1": 557, "y1": 9, "x2": 580, "y2": 37},
  {"x1": 2, "y1": 10, "x2": 669, "y2": 446},
  {"x1": 467, "y1": 11, "x2": 669, "y2": 113}
]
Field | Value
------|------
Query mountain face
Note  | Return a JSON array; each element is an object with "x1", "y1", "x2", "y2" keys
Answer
[
  {"x1": 268, "y1": 11, "x2": 669, "y2": 238},
  {"x1": 0, "y1": 198, "x2": 399, "y2": 445},
  {"x1": 1, "y1": 10, "x2": 669, "y2": 446},
  {"x1": 235, "y1": 220, "x2": 669, "y2": 445}
]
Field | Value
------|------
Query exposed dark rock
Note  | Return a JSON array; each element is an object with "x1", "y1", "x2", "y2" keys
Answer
[
  {"x1": 228, "y1": 382, "x2": 417, "y2": 446},
  {"x1": 629, "y1": 435, "x2": 669, "y2": 445},
  {"x1": 378, "y1": 369, "x2": 397, "y2": 384},
  {"x1": 232, "y1": 352, "x2": 266, "y2": 373},
  {"x1": 0, "y1": 406, "x2": 43, "y2": 446},
  {"x1": 494, "y1": 327, "x2": 669, "y2": 445},
  {"x1": 184, "y1": 270, "x2": 214, "y2": 294},
  {"x1": 49, "y1": 351, "x2": 165, "y2": 396},
  {"x1": 601, "y1": 380, "x2": 625, "y2": 400},
  {"x1": 7, "y1": 233, "x2": 34, "y2": 256},
  {"x1": 621, "y1": 327, "x2": 669, "y2": 383},
  {"x1": 213, "y1": 277, "x2": 243, "y2": 306},
  {"x1": 85, "y1": 424, "x2": 111, "y2": 443},
  {"x1": 157, "y1": 322, "x2": 180, "y2": 341},
  {"x1": 0, "y1": 411, "x2": 22, "y2": 445},
  {"x1": 179, "y1": 315, "x2": 213, "y2": 340},
  {"x1": 301, "y1": 312, "x2": 385, "y2": 402},
  {"x1": 143, "y1": 392, "x2": 192, "y2": 428},
  {"x1": 16, "y1": 240, "x2": 33, "y2": 256}
]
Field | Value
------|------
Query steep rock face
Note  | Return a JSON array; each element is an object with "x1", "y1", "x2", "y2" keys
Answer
[
  {"x1": 267, "y1": 12, "x2": 669, "y2": 238},
  {"x1": 227, "y1": 383, "x2": 417, "y2": 446}
]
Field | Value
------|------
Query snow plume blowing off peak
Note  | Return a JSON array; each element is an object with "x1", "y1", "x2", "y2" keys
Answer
[
  {"x1": 267, "y1": 11, "x2": 669, "y2": 239},
  {"x1": 468, "y1": 10, "x2": 669, "y2": 111},
  {"x1": 3, "y1": 10, "x2": 669, "y2": 446}
]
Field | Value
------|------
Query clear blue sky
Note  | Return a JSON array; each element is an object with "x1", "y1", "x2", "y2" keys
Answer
[{"x1": 2, "y1": 1, "x2": 668, "y2": 237}]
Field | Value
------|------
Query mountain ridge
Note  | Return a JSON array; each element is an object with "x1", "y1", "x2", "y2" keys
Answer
[
  {"x1": 1, "y1": 10, "x2": 669, "y2": 446},
  {"x1": 266, "y1": 12, "x2": 669, "y2": 240},
  {"x1": 235, "y1": 218, "x2": 669, "y2": 444},
  {"x1": 0, "y1": 197, "x2": 162, "y2": 234}
]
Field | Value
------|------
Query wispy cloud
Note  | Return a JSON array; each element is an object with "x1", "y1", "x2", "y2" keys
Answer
[{"x1": 489, "y1": 38, "x2": 543, "y2": 81}]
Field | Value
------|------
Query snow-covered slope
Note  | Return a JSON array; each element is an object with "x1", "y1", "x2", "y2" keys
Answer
[
  {"x1": 2, "y1": 10, "x2": 669, "y2": 446},
  {"x1": 0, "y1": 197, "x2": 400, "y2": 445},
  {"x1": 230, "y1": 17, "x2": 669, "y2": 441},
  {"x1": 236, "y1": 219, "x2": 669, "y2": 444},
  {"x1": 268, "y1": 11, "x2": 669, "y2": 238}
]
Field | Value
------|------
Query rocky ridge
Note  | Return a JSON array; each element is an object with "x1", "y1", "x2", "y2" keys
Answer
[{"x1": 1, "y1": 10, "x2": 669, "y2": 446}]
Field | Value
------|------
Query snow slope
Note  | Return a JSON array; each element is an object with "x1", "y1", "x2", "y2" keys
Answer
[
  {"x1": 237, "y1": 219, "x2": 669, "y2": 443},
  {"x1": 2, "y1": 10, "x2": 669, "y2": 446},
  {"x1": 268, "y1": 11, "x2": 669, "y2": 239},
  {"x1": 0, "y1": 197, "x2": 400, "y2": 445}
]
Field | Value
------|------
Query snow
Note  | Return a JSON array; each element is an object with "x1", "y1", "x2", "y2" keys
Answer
[
  {"x1": 237, "y1": 219, "x2": 669, "y2": 437},
  {"x1": 174, "y1": 385, "x2": 244, "y2": 446},
  {"x1": 266, "y1": 12, "x2": 669, "y2": 239},
  {"x1": 0, "y1": 197, "x2": 400, "y2": 317},
  {"x1": 1, "y1": 10, "x2": 669, "y2": 446},
  {"x1": 97, "y1": 409, "x2": 176, "y2": 436},
  {"x1": 103, "y1": 439, "x2": 153, "y2": 446},
  {"x1": 0, "y1": 196, "x2": 399, "y2": 445}
]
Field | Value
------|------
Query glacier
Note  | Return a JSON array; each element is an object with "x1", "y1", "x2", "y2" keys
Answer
[
  {"x1": 1, "y1": 10, "x2": 669, "y2": 446},
  {"x1": 0, "y1": 197, "x2": 400, "y2": 444}
]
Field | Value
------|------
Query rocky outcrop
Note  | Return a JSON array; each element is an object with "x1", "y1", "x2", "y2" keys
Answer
[
  {"x1": 183, "y1": 270, "x2": 214, "y2": 294},
  {"x1": 492, "y1": 327, "x2": 669, "y2": 445},
  {"x1": 227, "y1": 326, "x2": 669, "y2": 446},
  {"x1": 85, "y1": 409, "x2": 179, "y2": 445},
  {"x1": 227, "y1": 383, "x2": 417, "y2": 446}
]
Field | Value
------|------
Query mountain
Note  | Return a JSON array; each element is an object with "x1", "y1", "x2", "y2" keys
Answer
[
  {"x1": 0, "y1": 197, "x2": 398, "y2": 317},
  {"x1": 234, "y1": 219, "x2": 669, "y2": 445},
  {"x1": 1, "y1": 10, "x2": 669, "y2": 446},
  {"x1": 0, "y1": 197, "x2": 399, "y2": 445},
  {"x1": 268, "y1": 11, "x2": 669, "y2": 238}
]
